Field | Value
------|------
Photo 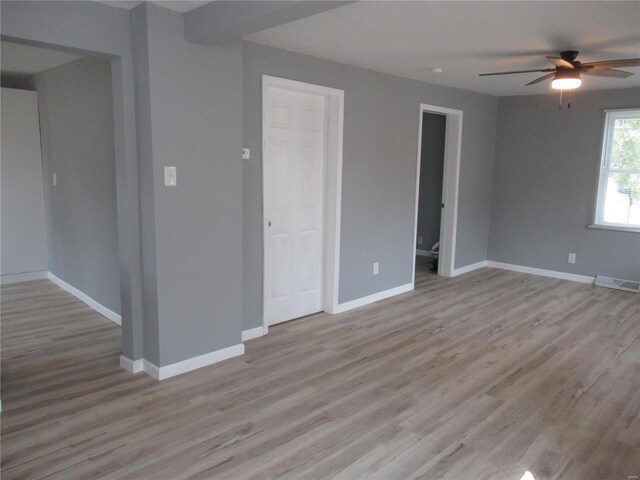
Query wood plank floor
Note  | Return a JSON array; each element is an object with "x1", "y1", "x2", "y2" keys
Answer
[{"x1": 2, "y1": 264, "x2": 639, "y2": 479}]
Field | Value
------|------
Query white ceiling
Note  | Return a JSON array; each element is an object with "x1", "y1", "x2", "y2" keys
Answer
[
  {"x1": 98, "y1": 1, "x2": 210, "y2": 13},
  {"x1": 246, "y1": 1, "x2": 640, "y2": 96},
  {"x1": 1, "y1": 41, "x2": 82, "y2": 76}
]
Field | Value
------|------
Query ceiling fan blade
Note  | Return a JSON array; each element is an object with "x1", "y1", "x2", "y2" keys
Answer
[
  {"x1": 581, "y1": 58, "x2": 640, "y2": 70},
  {"x1": 582, "y1": 68, "x2": 634, "y2": 78},
  {"x1": 546, "y1": 56, "x2": 574, "y2": 69},
  {"x1": 525, "y1": 73, "x2": 555, "y2": 86},
  {"x1": 479, "y1": 68, "x2": 554, "y2": 77}
]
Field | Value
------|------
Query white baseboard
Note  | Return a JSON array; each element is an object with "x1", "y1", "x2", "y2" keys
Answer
[
  {"x1": 486, "y1": 261, "x2": 595, "y2": 284},
  {"x1": 242, "y1": 326, "x2": 264, "y2": 342},
  {"x1": 119, "y1": 355, "x2": 144, "y2": 374},
  {"x1": 156, "y1": 343, "x2": 245, "y2": 380},
  {"x1": 436, "y1": 259, "x2": 594, "y2": 285},
  {"x1": 120, "y1": 343, "x2": 245, "y2": 381},
  {"x1": 451, "y1": 260, "x2": 487, "y2": 276},
  {"x1": 416, "y1": 249, "x2": 432, "y2": 257},
  {"x1": 333, "y1": 283, "x2": 414, "y2": 314},
  {"x1": 48, "y1": 272, "x2": 122, "y2": 325},
  {"x1": 1, "y1": 270, "x2": 49, "y2": 284}
]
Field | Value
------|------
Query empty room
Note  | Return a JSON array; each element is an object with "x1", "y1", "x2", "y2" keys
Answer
[{"x1": 1, "y1": 1, "x2": 638, "y2": 479}]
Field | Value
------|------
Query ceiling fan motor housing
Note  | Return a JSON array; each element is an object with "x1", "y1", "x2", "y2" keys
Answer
[
  {"x1": 560, "y1": 50, "x2": 580, "y2": 63},
  {"x1": 554, "y1": 68, "x2": 581, "y2": 80}
]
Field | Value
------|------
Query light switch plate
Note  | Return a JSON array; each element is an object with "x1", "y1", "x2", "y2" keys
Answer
[
  {"x1": 164, "y1": 166, "x2": 177, "y2": 186},
  {"x1": 242, "y1": 148, "x2": 250, "y2": 160},
  {"x1": 52, "y1": 173, "x2": 57, "y2": 186}
]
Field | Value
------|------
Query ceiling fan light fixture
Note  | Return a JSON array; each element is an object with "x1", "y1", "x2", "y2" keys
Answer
[{"x1": 551, "y1": 69, "x2": 582, "y2": 90}]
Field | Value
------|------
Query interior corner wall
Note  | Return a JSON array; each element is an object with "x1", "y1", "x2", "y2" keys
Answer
[
  {"x1": 242, "y1": 41, "x2": 498, "y2": 330},
  {"x1": 488, "y1": 87, "x2": 640, "y2": 281},
  {"x1": 416, "y1": 112, "x2": 446, "y2": 252},
  {"x1": 130, "y1": 2, "x2": 161, "y2": 365},
  {"x1": 135, "y1": 3, "x2": 244, "y2": 366},
  {"x1": 33, "y1": 56, "x2": 121, "y2": 314}
]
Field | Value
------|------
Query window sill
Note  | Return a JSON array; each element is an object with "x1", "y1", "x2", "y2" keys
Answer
[{"x1": 588, "y1": 224, "x2": 640, "y2": 234}]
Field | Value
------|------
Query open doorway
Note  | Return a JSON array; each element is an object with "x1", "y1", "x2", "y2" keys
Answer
[
  {"x1": 1, "y1": 40, "x2": 122, "y2": 324},
  {"x1": 415, "y1": 111, "x2": 446, "y2": 275},
  {"x1": 412, "y1": 103, "x2": 463, "y2": 281}
]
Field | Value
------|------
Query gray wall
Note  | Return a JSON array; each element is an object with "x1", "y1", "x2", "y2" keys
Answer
[
  {"x1": 243, "y1": 42, "x2": 498, "y2": 330},
  {"x1": 33, "y1": 56, "x2": 121, "y2": 313},
  {"x1": 488, "y1": 87, "x2": 640, "y2": 281},
  {"x1": 132, "y1": 3, "x2": 244, "y2": 366},
  {"x1": 416, "y1": 112, "x2": 446, "y2": 252},
  {"x1": 3, "y1": 1, "x2": 245, "y2": 367},
  {"x1": 2, "y1": 0, "x2": 145, "y2": 360},
  {"x1": 1, "y1": 87, "x2": 49, "y2": 276}
]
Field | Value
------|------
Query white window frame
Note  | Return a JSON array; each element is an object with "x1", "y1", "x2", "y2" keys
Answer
[{"x1": 593, "y1": 108, "x2": 640, "y2": 232}]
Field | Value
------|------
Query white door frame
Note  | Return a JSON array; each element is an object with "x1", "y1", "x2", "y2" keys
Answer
[
  {"x1": 262, "y1": 75, "x2": 344, "y2": 334},
  {"x1": 412, "y1": 103, "x2": 463, "y2": 280}
]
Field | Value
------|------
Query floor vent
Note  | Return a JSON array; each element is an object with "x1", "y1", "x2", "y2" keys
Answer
[{"x1": 595, "y1": 276, "x2": 640, "y2": 293}]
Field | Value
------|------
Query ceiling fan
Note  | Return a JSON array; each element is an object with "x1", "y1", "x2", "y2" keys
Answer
[{"x1": 479, "y1": 50, "x2": 640, "y2": 90}]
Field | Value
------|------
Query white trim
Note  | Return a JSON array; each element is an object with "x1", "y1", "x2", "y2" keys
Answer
[
  {"x1": 486, "y1": 261, "x2": 595, "y2": 284},
  {"x1": 603, "y1": 107, "x2": 640, "y2": 113},
  {"x1": 594, "y1": 109, "x2": 640, "y2": 229},
  {"x1": 262, "y1": 75, "x2": 345, "y2": 330},
  {"x1": 119, "y1": 355, "x2": 144, "y2": 374},
  {"x1": 333, "y1": 283, "x2": 414, "y2": 314},
  {"x1": 412, "y1": 104, "x2": 463, "y2": 283},
  {"x1": 119, "y1": 343, "x2": 245, "y2": 380},
  {"x1": 1, "y1": 270, "x2": 49, "y2": 284},
  {"x1": 48, "y1": 272, "x2": 122, "y2": 325},
  {"x1": 451, "y1": 260, "x2": 487, "y2": 276},
  {"x1": 242, "y1": 326, "x2": 265, "y2": 342},
  {"x1": 415, "y1": 249, "x2": 432, "y2": 257},
  {"x1": 143, "y1": 361, "x2": 161, "y2": 379},
  {"x1": 152, "y1": 344, "x2": 245, "y2": 380},
  {"x1": 588, "y1": 223, "x2": 640, "y2": 234}
]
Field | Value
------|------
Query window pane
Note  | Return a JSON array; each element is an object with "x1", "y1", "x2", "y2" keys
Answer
[
  {"x1": 603, "y1": 172, "x2": 640, "y2": 225},
  {"x1": 610, "y1": 117, "x2": 640, "y2": 171}
]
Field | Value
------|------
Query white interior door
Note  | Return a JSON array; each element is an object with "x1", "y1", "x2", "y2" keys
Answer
[{"x1": 264, "y1": 86, "x2": 327, "y2": 326}]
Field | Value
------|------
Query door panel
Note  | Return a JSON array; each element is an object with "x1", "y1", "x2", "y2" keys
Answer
[
  {"x1": 265, "y1": 87, "x2": 327, "y2": 326},
  {"x1": 269, "y1": 233, "x2": 291, "y2": 299},
  {"x1": 269, "y1": 142, "x2": 291, "y2": 210},
  {"x1": 299, "y1": 230, "x2": 319, "y2": 293}
]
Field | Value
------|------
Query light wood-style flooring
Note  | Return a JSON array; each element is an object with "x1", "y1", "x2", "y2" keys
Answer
[{"x1": 2, "y1": 264, "x2": 639, "y2": 479}]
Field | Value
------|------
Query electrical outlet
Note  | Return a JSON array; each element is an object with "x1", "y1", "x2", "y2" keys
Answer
[
  {"x1": 242, "y1": 148, "x2": 250, "y2": 160},
  {"x1": 568, "y1": 253, "x2": 576, "y2": 264},
  {"x1": 373, "y1": 262, "x2": 379, "y2": 275},
  {"x1": 418, "y1": 236, "x2": 423, "y2": 246}
]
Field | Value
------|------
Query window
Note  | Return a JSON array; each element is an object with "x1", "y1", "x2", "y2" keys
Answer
[{"x1": 594, "y1": 109, "x2": 640, "y2": 230}]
